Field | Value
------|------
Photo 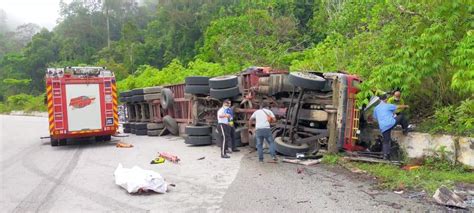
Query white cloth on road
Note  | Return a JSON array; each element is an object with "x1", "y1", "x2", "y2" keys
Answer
[{"x1": 114, "y1": 163, "x2": 168, "y2": 194}]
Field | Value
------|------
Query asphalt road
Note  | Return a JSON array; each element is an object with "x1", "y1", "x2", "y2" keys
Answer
[{"x1": 0, "y1": 115, "x2": 440, "y2": 212}]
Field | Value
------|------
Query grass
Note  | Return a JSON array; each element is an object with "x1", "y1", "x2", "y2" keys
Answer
[{"x1": 321, "y1": 154, "x2": 474, "y2": 195}]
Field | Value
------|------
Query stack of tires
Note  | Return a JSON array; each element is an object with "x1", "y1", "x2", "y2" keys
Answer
[
  {"x1": 147, "y1": 122, "x2": 164, "y2": 136},
  {"x1": 143, "y1": 86, "x2": 161, "y2": 102},
  {"x1": 185, "y1": 76, "x2": 210, "y2": 95},
  {"x1": 209, "y1": 76, "x2": 240, "y2": 99},
  {"x1": 131, "y1": 122, "x2": 147, "y2": 136},
  {"x1": 143, "y1": 86, "x2": 164, "y2": 136},
  {"x1": 119, "y1": 90, "x2": 132, "y2": 133},
  {"x1": 184, "y1": 125, "x2": 212, "y2": 146}
]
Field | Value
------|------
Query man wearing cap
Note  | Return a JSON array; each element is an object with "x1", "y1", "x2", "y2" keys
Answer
[
  {"x1": 217, "y1": 99, "x2": 235, "y2": 158},
  {"x1": 373, "y1": 94, "x2": 409, "y2": 160}
]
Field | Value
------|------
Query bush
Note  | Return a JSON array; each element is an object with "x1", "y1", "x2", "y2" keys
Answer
[
  {"x1": 1, "y1": 93, "x2": 46, "y2": 113},
  {"x1": 420, "y1": 99, "x2": 474, "y2": 136}
]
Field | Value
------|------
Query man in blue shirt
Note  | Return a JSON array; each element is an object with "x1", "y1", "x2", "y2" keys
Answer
[{"x1": 373, "y1": 94, "x2": 409, "y2": 160}]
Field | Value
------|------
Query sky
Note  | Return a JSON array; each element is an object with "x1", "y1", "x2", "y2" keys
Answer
[{"x1": 0, "y1": 0, "x2": 69, "y2": 30}]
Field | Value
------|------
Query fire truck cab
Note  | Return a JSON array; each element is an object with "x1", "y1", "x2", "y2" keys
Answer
[{"x1": 45, "y1": 67, "x2": 118, "y2": 146}]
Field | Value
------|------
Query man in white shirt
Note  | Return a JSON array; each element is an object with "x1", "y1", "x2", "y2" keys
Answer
[
  {"x1": 249, "y1": 103, "x2": 277, "y2": 162},
  {"x1": 217, "y1": 99, "x2": 234, "y2": 158}
]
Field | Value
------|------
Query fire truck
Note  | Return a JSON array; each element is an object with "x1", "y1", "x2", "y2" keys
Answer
[
  {"x1": 45, "y1": 67, "x2": 118, "y2": 146},
  {"x1": 119, "y1": 67, "x2": 376, "y2": 157}
]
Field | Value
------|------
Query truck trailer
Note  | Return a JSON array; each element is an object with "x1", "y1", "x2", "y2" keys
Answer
[{"x1": 45, "y1": 67, "x2": 118, "y2": 146}]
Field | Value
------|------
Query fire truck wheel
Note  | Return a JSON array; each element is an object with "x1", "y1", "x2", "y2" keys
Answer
[
  {"x1": 184, "y1": 85, "x2": 210, "y2": 95},
  {"x1": 103, "y1": 135, "x2": 112, "y2": 141},
  {"x1": 163, "y1": 115, "x2": 179, "y2": 135},
  {"x1": 185, "y1": 135, "x2": 212, "y2": 146},
  {"x1": 147, "y1": 129, "x2": 162, "y2": 136},
  {"x1": 209, "y1": 75, "x2": 238, "y2": 89},
  {"x1": 144, "y1": 93, "x2": 161, "y2": 101},
  {"x1": 274, "y1": 137, "x2": 310, "y2": 156},
  {"x1": 143, "y1": 86, "x2": 162, "y2": 94},
  {"x1": 185, "y1": 76, "x2": 210, "y2": 85},
  {"x1": 59, "y1": 139, "x2": 67, "y2": 146},
  {"x1": 161, "y1": 88, "x2": 174, "y2": 110},
  {"x1": 288, "y1": 72, "x2": 326, "y2": 91},
  {"x1": 210, "y1": 87, "x2": 240, "y2": 99},
  {"x1": 185, "y1": 126, "x2": 211, "y2": 136},
  {"x1": 135, "y1": 129, "x2": 148, "y2": 135},
  {"x1": 135, "y1": 123, "x2": 148, "y2": 130},
  {"x1": 50, "y1": 138, "x2": 59, "y2": 146},
  {"x1": 147, "y1": 122, "x2": 164, "y2": 130}
]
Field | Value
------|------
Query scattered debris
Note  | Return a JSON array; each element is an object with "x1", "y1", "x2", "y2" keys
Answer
[
  {"x1": 197, "y1": 157, "x2": 205, "y2": 160},
  {"x1": 401, "y1": 165, "x2": 421, "y2": 171},
  {"x1": 297, "y1": 200, "x2": 310, "y2": 204},
  {"x1": 343, "y1": 156, "x2": 399, "y2": 165},
  {"x1": 114, "y1": 164, "x2": 168, "y2": 194},
  {"x1": 394, "y1": 190, "x2": 404, "y2": 194},
  {"x1": 433, "y1": 186, "x2": 468, "y2": 209},
  {"x1": 349, "y1": 167, "x2": 367, "y2": 174},
  {"x1": 150, "y1": 157, "x2": 166, "y2": 164},
  {"x1": 159, "y1": 152, "x2": 180, "y2": 163},
  {"x1": 116, "y1": 142, "x2": 133, "y2": 148},
  {"x1": 282, "y1": 158, "x2": 322, "y2": 166},
  {"x1": 113, "y1": 133, "x2": 129, "y2": 137},
  {"x1": 362, "y1": 190, "x2": 380, "y2": 199},
  {"x1": 408, "y1": 191, "x2": 426, "y2": 199},
  {"x1": 296, "y1": 167, "x2": 304, "y2": 174}
]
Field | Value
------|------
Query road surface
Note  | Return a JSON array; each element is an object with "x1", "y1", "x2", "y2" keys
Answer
[{"x1": 0, "y1": 115, "x2": 439, "y2": 212}]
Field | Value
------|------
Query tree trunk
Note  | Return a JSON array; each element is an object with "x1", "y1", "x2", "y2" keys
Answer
[{"x1": 106, "y1": 8, "x2": 110, "y2": 48}]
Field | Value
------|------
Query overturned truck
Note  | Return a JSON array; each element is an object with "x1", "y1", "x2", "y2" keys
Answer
[{"x1": 120, "y1": 67, "x2": 365, "y2": 156}]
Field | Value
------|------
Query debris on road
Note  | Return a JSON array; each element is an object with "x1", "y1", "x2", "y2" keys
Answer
[
  {"x1": 433, "y1": 186, "x2": 467, "y2": 209},
  {"x1": 197, "y1": 157, "x2": 205, "y2": 160},
  {"x1": 159, "y1": 152, "x2": 180, "y2": 163},
  {"x1": 150, "y1": 157, "x2": 165, "y2": 164},
  {"x1": 116, "y1": 142, "x2": 133, "y2": 148},
  {"x1": 113, "y1": 133, "x2": 129, "y2": 137},
  {"x1": 401, "y1": 165, "x2": 420, "y2": 171},
  {"x1": 394, "y1": 190, "x2": 404, "y2": 195},
  {"x1": 408, "y1": 191, "x2": 426, "y2": 199},
  {"x1": 114, "y1": 164, "x2": 168, "y2": 194},
  {"x1": 282, "y1": 158, "x2": 321, "y2": 166}
]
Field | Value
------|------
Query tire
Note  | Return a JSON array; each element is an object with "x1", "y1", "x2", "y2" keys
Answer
[
  {"x1": 58, "y1": 139, "x2": 67, "y2": 146},
  {"x1": 147, "y1": 129, "x2": 162, "y2": 136},
  {"x1": 185, "y1": 85, "x2": 210, "y2": 95},
  {"x1": 119, "y1": 97, "x2": 126, "y2": 102},
  {"x1": 161, "y1": 88, "x2": 174, "y2": 110},
  {"x1": 288, "y1": 72, "x2": 326, "y2": 90},
  {"x1": 185, "y1": 76, "x2": 210, "y2": 85},
  {"x1": 144, "y1": 93, "x2": 161, "y2": 101},
  {"x1": 123, "y1": 128, "x2": 131, "y2": 133},
  {"x1": 143, "y1": 86, "x2": 162, "y2": 94},
  {"x1": 163, "y1": 115, "x2": 179, "y2": 135},
  {"x1": 131, "y1": 88, "x2": 144, "y2": 96},
  {"x1": 274, "y1": 137, "x2": 310, "y2": 156},
  {"x1": 103, "y1": 135, "x2": 112, "y2": 141},
  {"x1": 185, "y1": 135, "x2": 212, "y2": 145},
  {"x1": 209, "y1": 75, "x2": 238, "y2": 89},
  {"x1": 50, "y1": 138, "x2": 58, "y2": 146},
  {"x1": 147, "y1": 122, "x2": 164, "y2": 130},
  {"x1": 131, "y1": 129, "x2": 136, "y2": 134},
  {"x1": 136, "y1": 129, "x2": 147, "y2": 135},
  {"x1": 234, "y1": 138, "x2": 242, "y2": 147},
  {"x1": 131, "y1": 95, "x2": 145, "y2": 102},
  {"x1": 120, "y1": 91, "x2": 131, "y2": 97},
  {"x1": 185, "y1": 126, "x2": 211, "y2": 136},
  {"x1": 135, "y1": 122, "x2": 147, "y2": 130},
  {"x1": 124, "y1": 97, "x2": 131, "y2": 103},
  {"x1": 210, "y1": 87, "x2": 240, "y2": 99}
]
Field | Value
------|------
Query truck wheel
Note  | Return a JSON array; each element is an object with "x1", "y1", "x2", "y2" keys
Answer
[
  {"x1": 161, "y1": 88, "x2": 174, "y2": 110},
  {"x1": 210, "y1": 87, "x2": 240, "y2": 99},
  {"x1": 50, "y1": 138, "x2": 59, "y2": 146},
  {"x1": 209, "y1": 76, "x2": 238, "y2": 89},
  {"x1": 185, "y1": 76, "x2": 210, "y2": 85},
  {"x1": 185, "y1": 135, "x2": 212, "y2": 145},
  {"x1": 59, "y1": 139, "x2": 67, "y2": 146},
  {"x1": 147, "y1": 129, "x2": 162, "y2": 136},
  {"x1": 143, "y1": 86, "x2": 162, "y2": 94},
  {"x1": 185, "y1": 126, "x2": 211, "y2": 136},
  {"x1": 147, "y1": 122, "x2": 164, "y2": 130},
  {"x1": 144, "y1": 93, "x2": 161, "y2": 101},
  {"x1": 123, "y1": 128, "x2": 131, "y2": 133},
  {"x1": 184, "y1": 85, "x2": 210, "y2": 95},
  {"x1": 135, "y1": 129, "x2": 147, "y2": 136},
  {"x1": 163, "y1": 115, "x2": 179, "y2": 135},
  {"x1": 274, "y1": 137, "x2": 310, "y2": 156},
  {"x1": 135, "y1": 122, "x2": 147, "y2": 130},
  {"x1": 288, "y1": 72, "x2": 326, "y2": 91},
  {"x1": 103, "y1": 135, "x2": 112, "y2": 141}
]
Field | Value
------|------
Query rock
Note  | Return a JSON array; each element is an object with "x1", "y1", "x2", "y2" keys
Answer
[{"x1": 433, "y1": 186, "x2": 467, "y2": 209}]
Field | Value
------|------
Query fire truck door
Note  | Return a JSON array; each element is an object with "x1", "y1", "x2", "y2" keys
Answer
[{"x1": 65, "y1": 84, "x2": 102, "y2": 131}]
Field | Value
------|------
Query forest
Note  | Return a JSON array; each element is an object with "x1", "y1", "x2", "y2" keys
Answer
[{"x1": 0, "y1": 0, "x2": 472, "y2": 136}]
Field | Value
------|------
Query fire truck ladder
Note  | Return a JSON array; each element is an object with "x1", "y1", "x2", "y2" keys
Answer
[{"x1": 52, "y1": 79, "x2": 64, "y2": 130}]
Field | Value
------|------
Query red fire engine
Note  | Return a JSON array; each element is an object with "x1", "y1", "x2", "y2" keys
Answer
[{"x1": 45, "y1": 67, "x2": 118, "y2": 146}]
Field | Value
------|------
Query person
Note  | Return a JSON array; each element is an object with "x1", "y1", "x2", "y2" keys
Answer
[
  {"x1": 373, "y1": 94, "x2": 409, "y2": 160},
  {"x1": 387, "y1": 90, "x2": 405, "y2": 115},
  {"x1": 249, "y1": 103, "x2": 277, "y2": 162},
  {"x1": 217, "y1": 99, "x2": 236, "y2": 158}
]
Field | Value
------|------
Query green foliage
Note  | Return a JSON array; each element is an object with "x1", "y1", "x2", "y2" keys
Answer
[
  {"x1": 1, "y1": 93, "x2": 46, "y2": 113},
  {"x1": 420, "y1": 99, "x2": 474, "y2": 136},
  {"x1": 321, "y1": 154, "x2": 341, "y2": 165}
]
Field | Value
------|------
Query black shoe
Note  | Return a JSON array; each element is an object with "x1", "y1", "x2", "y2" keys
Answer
[
  {"x1": 232, "y1": 149, "x2": 240, "y2": 152},
  {"x1": 221, "y1": 155, "x2": 230, "y2": 159}
]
